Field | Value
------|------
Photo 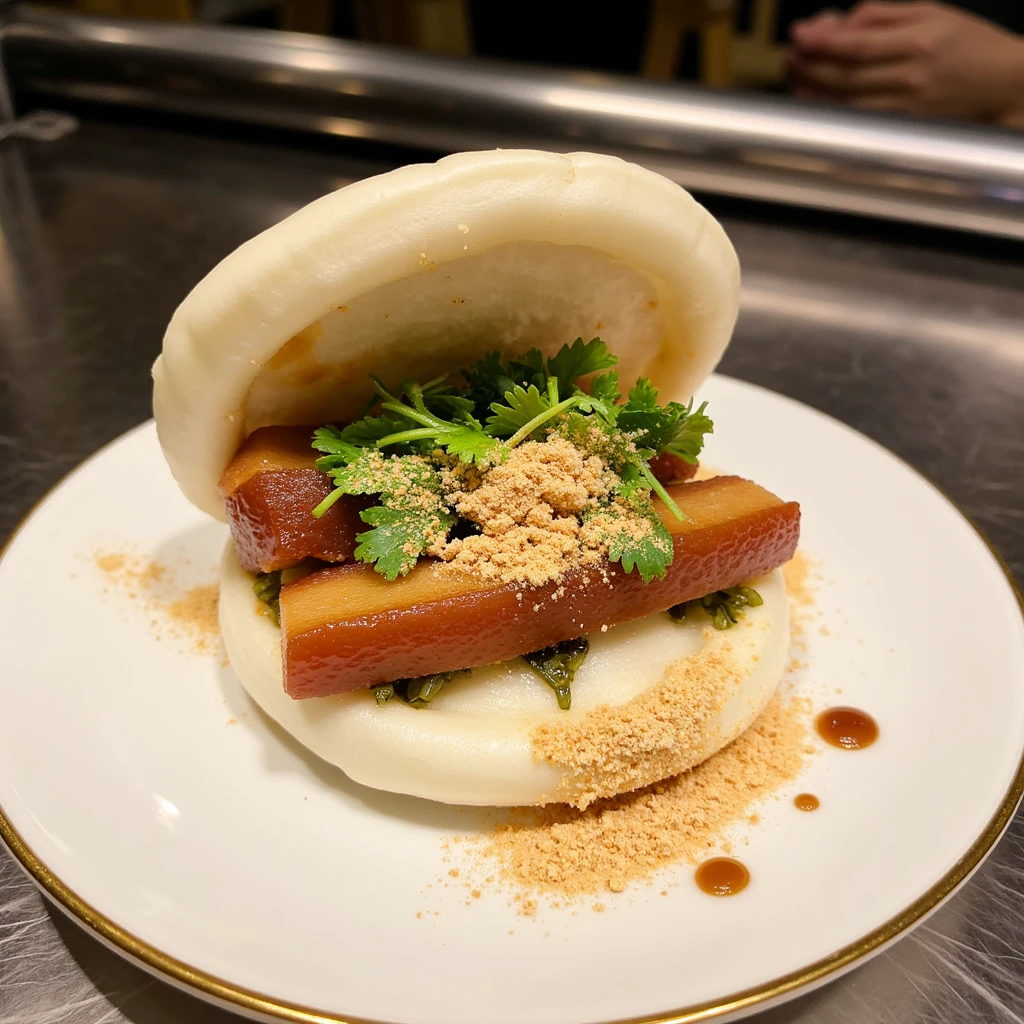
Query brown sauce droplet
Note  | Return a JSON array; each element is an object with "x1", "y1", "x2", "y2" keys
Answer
[
  {"x1": 794, "y1": 793, "x2": 820, "y2": 811},
  {"x1": 816, "y1": 706, "x2": 878, "y2": 750},
  {"x1": 695, "y1": 857, "x2": 749, "y2": 896}
]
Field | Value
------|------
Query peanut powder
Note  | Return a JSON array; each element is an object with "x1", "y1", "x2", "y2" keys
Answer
[
  {"x1": 532, "y1": 639, "x2": 749, "y2": 809},
  {"x1": 431, "y1": 436, "x2": 649, "y2": 588},
  {"x1": 94, "y1": 549, "x2": 221, "y2": 656},
  {"x1": 473, "y1": 689, "x2": 812, "y2": 901},
  {"x1": 167, "y1": 585, "x2": 220, "y2": 654},
  {"x1": 782, "y1": 550, "x2": 815, "y2": 609}
]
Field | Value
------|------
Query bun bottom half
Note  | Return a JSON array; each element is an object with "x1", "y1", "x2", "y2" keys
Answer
[{"x1": 220, "y1": 543, "x2": 789, "y2": 807}]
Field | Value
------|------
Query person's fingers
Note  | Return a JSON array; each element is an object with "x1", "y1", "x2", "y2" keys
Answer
[
  {"x1": 790, "y1": 23, "x2": 921, "y2": 62},
  {"x1": 786, "y1": 55, "x2": 915, "y2": 95},
  {"x1": 845, "y1": 0, "x2": 928, "y2": 27},
  {"x1": 789, "y1": 12, "x2": 843, "y2": 45}
]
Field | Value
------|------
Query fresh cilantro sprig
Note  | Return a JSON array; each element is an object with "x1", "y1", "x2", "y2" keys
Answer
[
  {"x1": 582, "y1": 493, "x2": 675, "y2": 583},
  {"x1": 463, "y1": 337, "x2": 616, "y2": 414},
  {"x1": 616, "y1": 379, "x2": 713, "y2": 464},
  {"x1": 312, "y1": 450, "x2": 455, "y2": 580},
  {"x1": 370, "y1": 376, "x2": 499, "y2": 465},
  {"x1": 484, "y1": 377, "x2": 590, "y2": 447}
]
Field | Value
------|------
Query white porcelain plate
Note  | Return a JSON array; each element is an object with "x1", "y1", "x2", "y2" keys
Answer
[{"x1": 1, "y1": 375, "x2": 1022, "y2": 1024}]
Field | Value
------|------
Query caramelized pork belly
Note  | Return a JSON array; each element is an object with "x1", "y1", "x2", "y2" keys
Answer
[{"x1": 280, "y1": 476, "x2": 800, "y2": 698}]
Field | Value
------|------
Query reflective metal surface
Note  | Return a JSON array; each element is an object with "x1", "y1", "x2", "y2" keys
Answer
[
  {"x1": 4, "y1": 5, "x2": 1024, "y2": 238},
  {"x1": 0, "y1": 115, "x2": 1022, "y2": 1024}
]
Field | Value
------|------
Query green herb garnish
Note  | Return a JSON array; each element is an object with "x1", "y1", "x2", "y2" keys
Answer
[
  {"x1": 372, "y1": 682, "x2": 395, "y2": 706},
  {"x1": 311, "y1": 450, "x2": 455, "y2": 580},
  {"x1": 582, "y1": 500, "x2": 674, "y2": 584},
  {"x1": 669, "y1": 586, "x2": 763, "y2": 630},
  {"x1": 311, "y1": 338, "x2": 713, "y2": 581},
  {"x1": 372, "y1": 672, "x2": 461, "y2": 708},
  {"x1": 253, "y1": 571, "x2": 282, "y2": 624},
  {"x1": 523, "y1": 637, "x2": 590, "y2": 710}
]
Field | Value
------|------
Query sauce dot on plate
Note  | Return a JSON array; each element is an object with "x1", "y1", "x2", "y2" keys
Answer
[
  {"x1": 794, "y1": 793, "x2": 820, "y2": 812},
  {"x1": 695, "y1": 857, "x2": 749, "y2": 896},
  {"x1": 816, "y1": 706, "x2": 878, "y2": 750}
]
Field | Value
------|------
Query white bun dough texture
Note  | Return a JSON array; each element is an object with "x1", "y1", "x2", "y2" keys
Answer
[
  {"x1": 154, "y1": 150, "x2": 740, "y2": 519},
  {"x1": 220, "y1": 544, "x2": 789, "y2": 808}
]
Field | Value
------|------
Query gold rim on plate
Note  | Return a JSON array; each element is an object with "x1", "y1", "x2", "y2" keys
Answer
[{"x1": 0, "y1": 421, "x2": 1022, "y2": 1024}]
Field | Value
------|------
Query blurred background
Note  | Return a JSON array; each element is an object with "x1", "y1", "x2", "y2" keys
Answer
[{"x1": 33, "y1": 0, "x2": 1024, "y2": 127}]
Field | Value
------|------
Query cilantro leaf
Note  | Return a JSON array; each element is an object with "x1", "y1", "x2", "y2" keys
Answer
[
  {"x1": 311, "y1": 426, "x2": 363, "y2": 472},
  {"x1": 617, "y1": 379, "x2": 714, "y2": 464},
  {"x1": 462, "y1": 351, "x2": 511, "y2": 414},
  {"x1": 342, "y1": 414, "x2": 412, "y2": 447},
  {"x1": 463, "y1": 350, "x2": 543, "y2": 417},
  {"x1": 624, "y1": 377, "x2": 659, "y2": 410},
  {"x1": 663, "y1": 400, "x2": 714, "y2": 463},
  {"x1": 314, "y1": 452, "x2": 456, "y2": 577},
  {"x1": 546, "y1": 338, "x2": 617, "y2": 398},
  {"x1": 615, "y1": 461, "x2": 646, "y2": 501},
  {"x1": 442, "y1": 425, "x2": 505, "y2": 463},
  {"x1": 420, "y1": 376, "x2": 478, "y2": 420},
  {"x1": 610, "y1": 521, "x2": 673, "y2": 582},
  {"x1": 366, "y1": 381, "x2": 501, "y2": 465},
  {"x1": 574, "y1": 371, "x2": 620, "y2": 421},
  {"x1": 485, "y1": 384, "x2": 551, "y2": 438},
  {"x1": 589, "y1": 371, "x2": 621, "y2": 405},
  {"x1": 584, "y1": 502, "x2": 673, "y2": 583},
  {"x1": 375, "y1": 415, "x2": 499, "y2": 465},
  {"x1": 555, "y1": 410, "x2": 637, "y2": 472},
  {"x1": 507, "y1": 347, "x2": 547, "y2": 391},
  {"x1": 354, "y1": 503, "x2": 454, "y2": 581}
]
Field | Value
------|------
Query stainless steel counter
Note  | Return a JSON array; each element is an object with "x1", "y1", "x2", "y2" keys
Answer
[
  {"x1": 6, "y1": 5, "x2": 1024, "y2": 240},
  {"x1": 1, "y1": 117, "x2": 1023, "y2": 1023}
]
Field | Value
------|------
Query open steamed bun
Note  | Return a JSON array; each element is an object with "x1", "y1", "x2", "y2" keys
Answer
[{"x1": 153, "y1": 149, "x2": 740, "y2": 519}]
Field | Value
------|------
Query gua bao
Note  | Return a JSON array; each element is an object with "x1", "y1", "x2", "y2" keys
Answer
[{"x1": 153, "y1": 150, "x2": 798, "y2": 808}]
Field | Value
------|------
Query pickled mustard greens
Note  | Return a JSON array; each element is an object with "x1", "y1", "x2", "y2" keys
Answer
[
  {"x1": 253, "y1": 570, "x2": 282, "y2": 625},
  {"x1": 523, "y1": 637, "x2": 591, "y2": 710},
  {"x1": 310, "y1": 339, "x2": 714, "y2": 582},
  {"x1": 369, "y1": 641, "x2": 592, "y2": 712},
  {"x1": 372, "y1": 671, "x2": 463, "y2": 709},
  {"x1": 669, "y1": 585, "x2": 764, "y2": 631}
]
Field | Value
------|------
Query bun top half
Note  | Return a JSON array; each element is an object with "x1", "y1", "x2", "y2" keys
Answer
[{"x1": 153, "y1": 150, "x2": 740, "y2": 518}]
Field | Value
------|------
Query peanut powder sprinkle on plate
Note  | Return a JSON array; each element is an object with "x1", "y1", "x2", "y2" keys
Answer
[
  {"x1": 783, "y1": 550, "x2": 816, "y2": 609},
  {"x1": 94, "y1": 548, "x2": 221, "y2": 656},
  {"x1": 468, "y1": 689, "x2": 812, "y2": 903}
]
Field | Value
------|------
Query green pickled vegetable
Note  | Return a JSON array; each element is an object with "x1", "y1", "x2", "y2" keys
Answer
[
  {"x1": 668, "y1": 585, "x2": 763, "y2": 630},
  {"x1": 252, "y1": 570, "x2": 282, "y2": 625},
  {"x1": 398, "y1": 672, "x2": 452, "y2": 708},
  {"x1": 522, "y1": 636, "x2": 591, "y2": 710},
  {"x1": 372, "y1": 671, "x2": 462, "y2": 709},
  {"x1": 372, "y1": 683, "x2": 395, "y2": 706}
]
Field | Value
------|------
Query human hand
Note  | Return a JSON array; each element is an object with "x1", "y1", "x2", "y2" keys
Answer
[{"x1": 786, "y1": 1, "x2": 1024, "y2": 127}]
